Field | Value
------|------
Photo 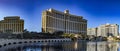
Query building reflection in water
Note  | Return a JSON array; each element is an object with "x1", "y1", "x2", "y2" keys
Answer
[
  {"x1": 74, "y1": 41, "x2": 78, "y2": 50},
  {"x1": 0, "y1": 41, "x2": 120, "y2": 51},
  {"x1": 61, "y1": 41, "x2": 86, "y2": 51},
  {"x1": 107, "y1": 42, "x2": 119, "y2": 51},
  {"x1": 87, "y1": 42, "x2": 119, "y2": 51}
]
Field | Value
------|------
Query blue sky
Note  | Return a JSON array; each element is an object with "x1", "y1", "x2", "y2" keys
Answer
[{"x1": 0, "y1": 0, "x2": 120, "y2": 32}]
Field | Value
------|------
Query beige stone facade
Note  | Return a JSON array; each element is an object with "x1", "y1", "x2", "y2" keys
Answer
[
  {"x1": 42, "y1": 8, "x2": 87, "y2": 34},
  {"x1": 0, "y1": 16, "x2": 24, "y2": 34},
  {"x1": 87, "y1": 28, "x2": 97, "y2": 36},
  {"x1": 97, "y1": 23, "x2": 119, "y2": 37}
]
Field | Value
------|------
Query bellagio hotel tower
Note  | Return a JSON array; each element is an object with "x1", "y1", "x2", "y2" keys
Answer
[{"x1": 42, "y1": 8, "x2": 87, "y2": 34}]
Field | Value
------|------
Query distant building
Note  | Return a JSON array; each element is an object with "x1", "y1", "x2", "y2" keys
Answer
[
  {"x1": 42, "y1": 8, "x2": 87, "y2": 34},
  {"x1": 0, "y1": 16, "x2": 24, "y2": 34},
  {"x1": 97, "y1": 23, "x2": 119, "y2": 37},
  {"x1": 87, "y1": 28, "x2": 97, "y2": 36}
]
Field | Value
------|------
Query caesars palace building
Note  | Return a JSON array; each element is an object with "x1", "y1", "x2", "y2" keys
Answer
[
  {"x1": 42, "y1": 8, "x2": 87, "y2": 34},
  {"x1": 0, "y1": 16, "x2": 24, "y2": 34}
]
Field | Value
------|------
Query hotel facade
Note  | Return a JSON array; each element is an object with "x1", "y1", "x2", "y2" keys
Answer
[
  {"x1": 0, "y1": 16, "x2": 24, "y2": 34},
  {"x1": 87, "y1": 28, "x2": 97, "y2": 36},
  {"x1": 97, "y1": 23, "x2": 119, "y2": 37},
  {"x1": 42, "y1": 8, "x2": 87, "y2": 34},
  {"x1": 88, "y1": 23, "x2": 119, "y2": 37}
]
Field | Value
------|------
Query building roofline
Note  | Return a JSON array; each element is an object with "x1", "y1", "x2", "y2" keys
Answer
[{"x1": 44, "y1": 8, "x2": 84, "y2": 18}]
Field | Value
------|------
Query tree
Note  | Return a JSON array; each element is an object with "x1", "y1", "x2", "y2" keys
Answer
[{"x1": 23, "y1": 29, "x2": 29, "y2": 33}]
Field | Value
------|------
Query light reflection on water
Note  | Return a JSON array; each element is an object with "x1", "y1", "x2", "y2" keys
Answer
[{"x1": 0, "y1": 41, "x2": 120, "y2": 51}]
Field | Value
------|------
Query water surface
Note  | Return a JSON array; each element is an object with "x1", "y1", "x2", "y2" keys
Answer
[{"x1": 0, "y1": 41, "x2": 120, "y2": 51}]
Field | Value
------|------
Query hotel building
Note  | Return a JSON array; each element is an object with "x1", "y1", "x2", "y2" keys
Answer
[
  {"x1": 87, "y1": 28, "x2": 97, "y2": 36},
  {"x1": 0, "y1": 16, "x2": 24, "y2": 34},
  {"x1": 97, "y1": 23, "x2": 119, "y2": 37},
  {"x1": 42, "y1": 8, "x2": 87, "y2": 34}
]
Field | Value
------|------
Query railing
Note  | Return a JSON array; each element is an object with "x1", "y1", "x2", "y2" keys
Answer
[{"x1": 0, "y1": 38, "x2": 71, "y2": 48}]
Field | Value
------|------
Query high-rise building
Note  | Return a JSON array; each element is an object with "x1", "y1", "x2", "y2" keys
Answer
[
  {"x1": 87, "y1": 28, "x2": 97, "y2": 36},
  {"x1": 0, "y1": 16, "x2": 24, "y2": 34},
  {"x1": 42, "y1": 8, "x2": 87, "y2": 34},
  {"x1": 97, "y1": 23, "x2": 119, "y2": 37}
]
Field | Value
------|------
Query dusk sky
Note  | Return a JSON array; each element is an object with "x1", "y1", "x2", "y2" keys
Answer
[{"x1": 0, "y1": 0, "x2": 120, "y2": 32}]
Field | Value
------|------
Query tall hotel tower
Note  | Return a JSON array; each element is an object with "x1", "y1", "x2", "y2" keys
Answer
[{"x1": 42, "y1": 8, "x2": 87, "y2": 34}]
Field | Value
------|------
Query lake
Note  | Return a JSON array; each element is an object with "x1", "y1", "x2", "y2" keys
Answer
[{"x1": 0, "y1": 41, "x2": 119, "y2": 51}]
